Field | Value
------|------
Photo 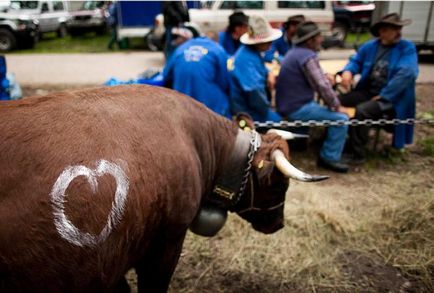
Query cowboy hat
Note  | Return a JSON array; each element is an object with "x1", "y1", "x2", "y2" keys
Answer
[
  {"x1": 240, "y1": 15, "x2": 282, "y2": 45},
  {"x1": 370, "y1": 13, "x2": 412, "y2": 37},
  {"x1": 292, "y1": 21, "x2": 321, "y2": 45},
  {"x1": 229, "y1": 11, "x2": 249, "y2": 27},
  {"x1": 283, "y1": 14, "x2": 306, "y2": 29}
]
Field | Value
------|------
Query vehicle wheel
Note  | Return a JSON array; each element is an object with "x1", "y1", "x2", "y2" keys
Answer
[
  {"x1": 20, "y1": 37, "x2": 36, "y2": 49},
  {"x1": 0, "y1": 29, "x2": 16, "y2": 52},
  {"x1": 57, "y1": 23, "x2": 68, "y2": 38},
  {"x1": 95, "y1": 25, "x2": 107, "y2": 35},
  {"x1": 332, "y1": 22, "x2": 349, "y2": 43},
  {"x1": 69, "y1": 29, "x2": 83, "y2": 37}
]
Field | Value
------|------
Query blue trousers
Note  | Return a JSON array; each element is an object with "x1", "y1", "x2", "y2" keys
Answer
[{"x1": 288, "y1": 101, "x2": 348, "y2": 162}]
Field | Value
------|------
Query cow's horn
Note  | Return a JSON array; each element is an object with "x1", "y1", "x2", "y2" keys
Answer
[
  {"x1": 267, "y1": 129, "x2": 309, "y2": 140},
  {"x1": 272, "y1": 150, "x2": 329, "y2": 182}
]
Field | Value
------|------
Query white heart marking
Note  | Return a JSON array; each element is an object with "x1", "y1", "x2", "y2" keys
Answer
[{"x1": 50, "y1": 160, "x2": 129, "y2": 247}]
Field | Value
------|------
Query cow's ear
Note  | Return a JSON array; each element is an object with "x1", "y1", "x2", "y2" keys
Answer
[
  {"x1": 234, "y1": 112, "x2": 255, "y2": 131},
  {"x1": 254, "y1": 159, "x2": 275, "y2": 183}
]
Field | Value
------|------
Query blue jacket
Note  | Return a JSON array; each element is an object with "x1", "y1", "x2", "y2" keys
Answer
[
  {"x1": 264, "y1": 29, "x2": 292, "y2": 63},
  {"x1": 342, "y1": 38, "x2": 419, "y2": 149},
  {"x1": 229, "y1": 45, "x2": 273, "y2": 122},
  {"x1": 163, "y1": 37, "x2": 231, "y2": 118},
  {"x1": 218, "y1": 31, "x2": 240, "y2": 56}
]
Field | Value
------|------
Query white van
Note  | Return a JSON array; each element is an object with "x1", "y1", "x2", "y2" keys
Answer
[
  {"x1": 5, "y1": 1, "x2": 70, "y2": 37},
  {"x1": 153, "y1": 0, "x2": 334, "y2": 43}
]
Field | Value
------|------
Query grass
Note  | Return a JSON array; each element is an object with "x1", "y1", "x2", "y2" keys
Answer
[
  {"x1": 11, "y1": 32, "x2": 148, "y2": 54},
  {"x1": 346, "y1": 32, "x2": 371, "y2": 45},
  {"x1": 419, "y1": 136, "x2": 434, "y2": 156},
  {"x1": 165, "y1": 162, "x2": 434, "y2": 292},
  {"x1": 9, "y1": 31, "x2": 374, "y2": 54}
]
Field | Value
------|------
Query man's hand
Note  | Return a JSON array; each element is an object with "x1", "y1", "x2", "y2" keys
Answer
[
  {"x1": 371, "y1": 95, "x2": 382, "y2": 101},
  {"x1": 325, "y1": 73, "x2": 336, "y2": 86},
  {"x1": 340, "y1": 71, "x2": 353, "y2": 91},
  {"x1": 338, "y1": 106, "x2": 355, "y2": 118}
]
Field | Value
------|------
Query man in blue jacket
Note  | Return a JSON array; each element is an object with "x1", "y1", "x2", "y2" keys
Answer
[
  {"x1": 218, "y1": 11, "x2": 249, "y2": 56},
  {"x1": 264, "y1": 15, "x2": 305, "y2": 63},
  {"x1": 339, "y1": 13, "x2": 419, "y2": 161},
  {"x1": 163, "y1": 24, "x2": 231, "y2": 118},
  {"x1": 229, "y1": 15, "x2": 282, "y2": 122}
]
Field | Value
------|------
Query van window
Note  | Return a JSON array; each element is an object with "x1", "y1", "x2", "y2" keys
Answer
[
  {"x1": 278, "y1": 1, "x2": 325, "y2": 9},
  {"x1": 53, "y1": 1, "x2": 64, "y2": 11},
  {"x1": 10, "y1": 1, "x2": 38, "y2": 9},
  {"x1": 220, "y1": 1, "x2": 264, "y2": 10},
  {"x1": 41, "y1": 2, "x2": 49, "y2": 12}
]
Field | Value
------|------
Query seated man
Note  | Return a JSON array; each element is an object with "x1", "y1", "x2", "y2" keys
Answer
[
  {"x1": 218, "y1": 11, "x2": 249, "y2": 56},
  {"x1": 275, "y1": 22, "x2": 351, "y2": 173},
  {"x1": 264, "y1": 14, "x2": 305, "y2": 63},
  {"x1": 163, "y1": 24, "x2": 231, "y2": 118},
  {"x1": 229, "y1": 15, "x2": 282, "y2": 122},
  {"x1": 339, "y1": 13, "x2": 419, "y2": 161}
]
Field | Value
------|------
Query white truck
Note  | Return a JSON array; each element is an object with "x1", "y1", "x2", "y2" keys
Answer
[{"x1": 373, "y1": 1, "x2": 434, "y2": 51}]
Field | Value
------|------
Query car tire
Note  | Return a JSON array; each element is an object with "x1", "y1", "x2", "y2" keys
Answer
[
  {"x1": 95, "y1": 25, "x2": 107, "y2": 35},
  {"x1": 57, "y1": 23, "x2": 68, "y2": 38},
  {"x1": 332, "y1": 22, "x2": 349, "y2": 43},
  {"x1": 20, "y1": 36, "x2": 36, "y2": 49},
  {"x1": 69, "y1": 29, "x2": 83, "y2": 37},
  {"x1": 0, "y1": 29, "x2": 16, "y2": 52}
]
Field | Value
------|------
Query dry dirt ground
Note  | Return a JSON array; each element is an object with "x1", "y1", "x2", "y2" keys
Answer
[{"x1": 20, "y1": 84, "x2": 434, "y2": 292}]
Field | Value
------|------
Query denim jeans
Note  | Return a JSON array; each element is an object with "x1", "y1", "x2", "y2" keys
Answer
[{"x1": 288, "y1": 101, "x2": 348, "y2": 162}]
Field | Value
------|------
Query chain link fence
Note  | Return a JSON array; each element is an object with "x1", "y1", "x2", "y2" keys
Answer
[{"x1": 254, "y1": 118, "x2": 434, "y2": 129}]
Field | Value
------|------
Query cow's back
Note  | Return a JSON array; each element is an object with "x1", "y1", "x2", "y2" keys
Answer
[{"x1": 0, "y1": 85, "x2": 235, "y2": 290}]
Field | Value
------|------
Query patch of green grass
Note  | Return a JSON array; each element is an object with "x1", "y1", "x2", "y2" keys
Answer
[
  {"x1": 346, "y1": 32, "x2": 372, "y2": 45},
  {"x1": 419, "y1": 136, "x2": 434, "y2": 156},
  {"x1": 11, "y1": 32, "x2": 148, "y2": 54}
]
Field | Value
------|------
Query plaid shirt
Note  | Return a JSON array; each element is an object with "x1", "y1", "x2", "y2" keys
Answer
[{"x1": 302, "y1": 56, "x2": 341, "y2": 111}]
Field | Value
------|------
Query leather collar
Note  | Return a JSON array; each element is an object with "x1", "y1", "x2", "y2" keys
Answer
[{"x1": 208, "y1": 129, "x2": 261, "y2": 208}]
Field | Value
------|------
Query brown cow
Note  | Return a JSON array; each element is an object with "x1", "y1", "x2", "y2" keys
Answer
[{"x1": 0, "y1": 85, "x2": 327, "y2": 292}]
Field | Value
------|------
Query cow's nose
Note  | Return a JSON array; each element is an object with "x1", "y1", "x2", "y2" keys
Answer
[{"x1": 253, "y1": 219, "x2": 284, "y2": 234}]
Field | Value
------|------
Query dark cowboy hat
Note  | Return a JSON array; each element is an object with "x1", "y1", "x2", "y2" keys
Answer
[
  {"x1": 370, "y1": 13, "x2": 412, "y2": 37},
  {"x1": 283, "y1": 14, "x2": 306, "y2": 29},
  {"x1": 229, "y1": 11, "x2": 249, "y2": 27},
  {"x1": 292, "y1": 21, "x2": 321, "y2": 45}
]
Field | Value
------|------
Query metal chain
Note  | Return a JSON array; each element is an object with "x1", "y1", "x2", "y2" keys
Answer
[
  {"x1": 236, "y1": 131, "x2": 260, "y2": 204},
  {"x1": 254, "y1": 118, "x2": 434, "y2": 128}
]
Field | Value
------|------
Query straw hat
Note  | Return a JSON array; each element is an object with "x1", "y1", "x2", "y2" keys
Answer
[
  {"x1": 370, "y1": 13, "x2": 412, "y2": 37},
  {"x1": 292, "y1": 21, "x2": 321, "y2": 45},
  {"x1": 240, "y1": 15, "x2": 282, "y2": 45}
]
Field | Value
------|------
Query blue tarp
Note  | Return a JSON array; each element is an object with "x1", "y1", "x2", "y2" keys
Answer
[{"x1": 104, "y1": 72, "x2": 164, "y2": 87}]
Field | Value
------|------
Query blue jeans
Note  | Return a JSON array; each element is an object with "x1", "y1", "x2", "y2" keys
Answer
[
  {"x1": 265, "y1": 109, "x2": 282, "y2": 122},
  {"x1": 288, "y1": 101, "x2": 348, "y2": 162}
]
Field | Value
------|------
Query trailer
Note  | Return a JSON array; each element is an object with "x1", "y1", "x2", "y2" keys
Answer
[
  {"x1": 116, "y1": 1, "x2": 161, "y2": 46},
  {"x1": 373, "y1": 1, "x2": 434, "y2": 51},
  {"x1": 115, "y1": 1, "x2": 200, "y2": 50}
]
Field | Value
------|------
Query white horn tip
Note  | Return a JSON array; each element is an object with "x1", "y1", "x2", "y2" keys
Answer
[
  {"x1": 267, "y1": 129, "x2": 308, "y2": 140},
  {"x1": 303, "y1": 174, "x2": 329, "y2": 182}
]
